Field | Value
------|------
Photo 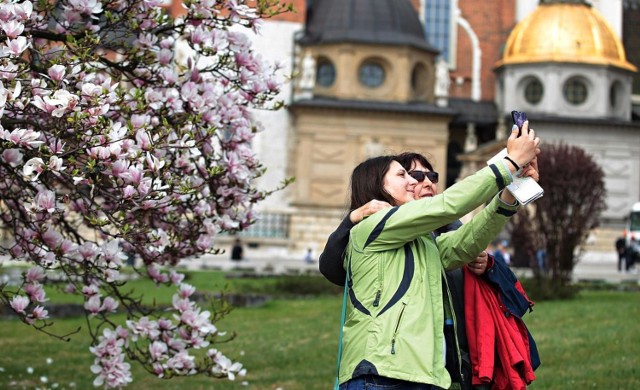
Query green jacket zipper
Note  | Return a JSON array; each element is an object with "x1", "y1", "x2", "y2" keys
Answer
[
  {"x1": 442, "y1": 269, "x2": 465, "y2": 386},
  {"x1": 390, "y1": 303, "x2": 407, "y2": 354}
]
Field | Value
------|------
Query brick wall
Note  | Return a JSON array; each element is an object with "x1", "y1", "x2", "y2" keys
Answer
[
  {"x1": 168, "y1": 0, "x2": 307, "y2": 22},
  {"x1": 452, "y1": 0, "x2": 516, "y2": 101}
]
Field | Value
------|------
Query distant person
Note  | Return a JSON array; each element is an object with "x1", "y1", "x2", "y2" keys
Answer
[
  {"x1": 494, "y1": 240, "x2": 511, "y2": 266},
  {"x1": 231, "y1": 238, "x2": 243, "y2": 261},
  {"x1": 616, "y1": 237, "x2": 627, "y2": 272},
  {"x1": 535, "y1": 248, "x2": 547, "y2": 273},
  {"x1": 304, "y1": 248, "x2": 314, "y2": 264},
  {"x1": 492, "y1": 240, "x2": 505, "y2": 264}
]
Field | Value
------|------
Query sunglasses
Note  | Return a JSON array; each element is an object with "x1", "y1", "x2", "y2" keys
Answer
[{"x1": 409, "y1": 170, "x2": 439, "y2": 184}]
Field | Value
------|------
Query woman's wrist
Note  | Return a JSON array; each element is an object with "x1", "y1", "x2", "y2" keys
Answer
[{"x1": 503, "y1": 155, "x2": 520, "y2": 171}]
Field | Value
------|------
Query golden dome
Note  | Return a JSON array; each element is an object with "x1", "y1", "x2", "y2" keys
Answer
[{"x1": 497, "y1": 3, "x2": 636, "y2": 72}]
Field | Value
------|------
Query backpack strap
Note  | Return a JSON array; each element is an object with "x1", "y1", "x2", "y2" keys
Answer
[{"x1": 334, "y1": 266, "x2": 349, "y2": 389}]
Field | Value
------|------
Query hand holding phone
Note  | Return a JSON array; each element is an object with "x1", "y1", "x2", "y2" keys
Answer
[{"x1": 511, "y1": 111, "x2": 528, "y2": 137}]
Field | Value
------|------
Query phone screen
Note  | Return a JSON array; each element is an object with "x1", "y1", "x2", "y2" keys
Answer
[{"x1": 511, "y1": 111, "x2": 528, "y2": 137}]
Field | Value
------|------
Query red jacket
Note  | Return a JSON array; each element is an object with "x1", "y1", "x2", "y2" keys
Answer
[{"x1": 464, "y1": 267, "x2": 536, "y2": 389}]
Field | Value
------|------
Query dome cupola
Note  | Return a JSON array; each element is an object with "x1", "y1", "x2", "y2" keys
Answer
[
  {"x1": 298, "y1": 0, "x2": 437, "y2": 52},
  {"x1": 497, "y1": 0, "x2": 636, "y2": 72}
]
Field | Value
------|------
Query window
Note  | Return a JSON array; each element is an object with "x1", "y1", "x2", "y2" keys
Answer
[
  {"x1": 237, "y1": 213, "x2": 290, "y2": 238},
  {"x1": 359, "y1": 61, "x2": 385, "y2": 88},
  {"x1": 411, "y1": 63, "x2": 429, "y2": 93},
  {"x1": 610, "y1": 81, "x2": 623, "y2": 108},
  {"x1": 424, "y1": 0, "x2": 457, "y2": 66},
  {"x1": 524, "y1": 78, "x2": 544, "y2": 105},
  {"x1": 316, "y1": 58, "x2": 336, "y2": 87},
  {"x1": 563, "y1": 77, "x2": 588, "y2": 105}
]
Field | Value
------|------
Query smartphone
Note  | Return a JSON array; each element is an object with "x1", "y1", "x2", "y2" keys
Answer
[{"x1": 511, "y1": 110, "x2": 528, "y2": 137}]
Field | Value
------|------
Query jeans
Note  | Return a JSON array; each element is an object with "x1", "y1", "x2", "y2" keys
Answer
[{"x1": 339, "y1": 375, "x2": 439, "y2": 390}]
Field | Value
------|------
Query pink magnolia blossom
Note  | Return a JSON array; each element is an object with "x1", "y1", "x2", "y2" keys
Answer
[
  {"x1": 5, "y1": 129, "x2": 43, "y2": 148},
  {"x1": 9, "y1": 295, "x2": 30, "y2": 314},
  {"x1": 165, "y1": 350, "x2": 195, "y2": 375},
  {"x1": 25, "y1": 267, "x2": 46, "y2": 283},
  {"x1": 24, "y1": 282, "x2": 47, "y2": 303},
  {"x1": 14, "y1": 2, "x2": 33, "y2": 21},
  {"x1": 90, "y1": 327, "x2": 132, "y2": 388},
  {"x1": 1, "y1": 148, "x2": 23, "y2": 167},
  {"x1": 126, "y1": 316, "x2": 160, "y2": 341},
  {"x1": 149, "y1": 341, "x2": 167, "y2": 362},
  {"x1": 84, "y1": 295, "x2": 102, "y2": 315},
  {"x1": 67, "y1": 0, "x2": 103, "y2": 16},
  {"x1": 33, "y1": 189, "x2": 56, "y2": 213},
  {"x1": 100, "y1": 297, "x2": 119, "y2": 313},
  {"x1": 30, "y1": 305, "x2": 49, "y2": 320},
  {"x1": 2, "y1": 36, "x2": 30, "y2": 57},
  {"x1": 47, "y1": 64, "x2": 66, "y2": 81},
  {"x1": 209, "y1": 349, "x2": 246, "y2": 380},
  {"x1": 22, "y1": 157, "x2": 44, "y2": 180},
  {"x1": 1, "y1": 20, "x2": 24, "y2": 39}
]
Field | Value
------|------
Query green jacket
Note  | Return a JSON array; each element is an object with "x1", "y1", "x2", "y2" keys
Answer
[{"x1": 339, "y1": 163, "x2": 518, "y2": 388}]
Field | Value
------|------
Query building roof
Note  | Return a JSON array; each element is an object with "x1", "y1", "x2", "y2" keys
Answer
[
  {"x1": 297, "y1": 0, "x2": 438, "y2": 53},
  {"x1": 289, "y1": 97, "x2": 455, "y2": 116},
  {"x1": 497, "y1": 1, "x2": 637, "y2": 72},
  {"x1": 448, "y1": 99, "x2": 498, "y2": 125}
]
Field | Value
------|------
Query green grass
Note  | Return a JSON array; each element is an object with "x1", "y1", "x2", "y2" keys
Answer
[
  {"x1": 1, "y1": 274, "x2": 639, "y2": 389},
  {"x1": 526, "y1": 290, "x2": 640, "y2": 389},
  {"x1": 37, "y1": 269, "x2": 284, "y2": 305}
]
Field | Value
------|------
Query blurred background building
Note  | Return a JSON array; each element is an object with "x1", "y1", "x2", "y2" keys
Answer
[{"x1": 167, "y1": 0, "x2": 640, "y2": 258}]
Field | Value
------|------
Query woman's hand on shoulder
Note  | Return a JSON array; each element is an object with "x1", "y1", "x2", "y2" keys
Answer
[{"x1": 349, "y1": 200, "x2": 392, "y2": 224}]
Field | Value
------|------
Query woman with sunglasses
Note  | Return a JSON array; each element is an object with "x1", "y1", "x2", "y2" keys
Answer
[
  {"x1": 320, "y1": 152, "x2": 491, "y2": 389},
  {"x1": 320, "y1": 152, "x2": 488, "y2": 286},
  {"x1": 327, "y1": 124, "x2": 540, "y2": 389}
]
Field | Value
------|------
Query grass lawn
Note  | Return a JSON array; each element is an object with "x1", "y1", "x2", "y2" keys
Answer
[{"x1": 0, "y1": 271, "x2": 639, "y2": 389}]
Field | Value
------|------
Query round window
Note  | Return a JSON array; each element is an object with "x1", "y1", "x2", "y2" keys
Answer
[
  {"x1": 359, "y1": 61, "x2": 385, "y2": 88},
  {"x1": 524, "y1": 78, "x2": 543, "y2": 105},
  {"x1": 316, "y1": 59, "x2": 336, "y2": 87},
  {"x1": 563, "y1": 77, "x2": 588, "y2": 105}
]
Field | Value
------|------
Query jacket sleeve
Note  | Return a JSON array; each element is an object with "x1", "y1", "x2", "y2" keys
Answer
[
  {"x1": 350, "y1": 162, "x2": 513, "y2": 252},
  {"x1": 437, "y1": 194, "x2": 519, "y2": 270},
  {"x1": 318, "y1": 215, "x2": 354, "y2": 286}
]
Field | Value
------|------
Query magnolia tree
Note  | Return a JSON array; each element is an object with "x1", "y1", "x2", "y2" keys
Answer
[{"x1": 0, "y1": 0, "x2": 290, "y2": 387}]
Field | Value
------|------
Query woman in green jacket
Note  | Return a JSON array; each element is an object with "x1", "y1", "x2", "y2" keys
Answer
[{"x1": 338, "y1": 124, "x2": 539, "y2": 390}]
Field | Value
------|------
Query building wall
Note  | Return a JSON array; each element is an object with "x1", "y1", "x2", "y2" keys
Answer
[
  {"x1": 288, "y1": 107, "x2": 451, "y2": 251},
  {"x1": 498, "y1": 63, "x2": 633, "y2": 120},
  {"x1": 305, "y1": 43, "x2": 437, "y2": 103},
  {"x1": 246, "y1": 21, "x2": 302, "y2": 210},
  {"x1": 534, "y1": 122, "x2": 640, "y2": 222},
  {"x1": 450, "y1": 0, "x2": 515, "y2": 101}
]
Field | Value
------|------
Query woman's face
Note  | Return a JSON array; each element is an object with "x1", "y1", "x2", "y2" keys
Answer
[
  {"x1": 383, "y1": 160, "x2": 418, "y2": 206},
  {"x1": 409, "y1": 160, "x2": 438, "y2": 200}
]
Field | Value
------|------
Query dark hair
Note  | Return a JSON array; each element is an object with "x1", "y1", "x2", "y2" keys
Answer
[
  {"x1": 396, "y1": 152, "x2": 433, "y2": 172},
  {"x1": 349, "y1": 155, "x2": 398, "y2": 210}
]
